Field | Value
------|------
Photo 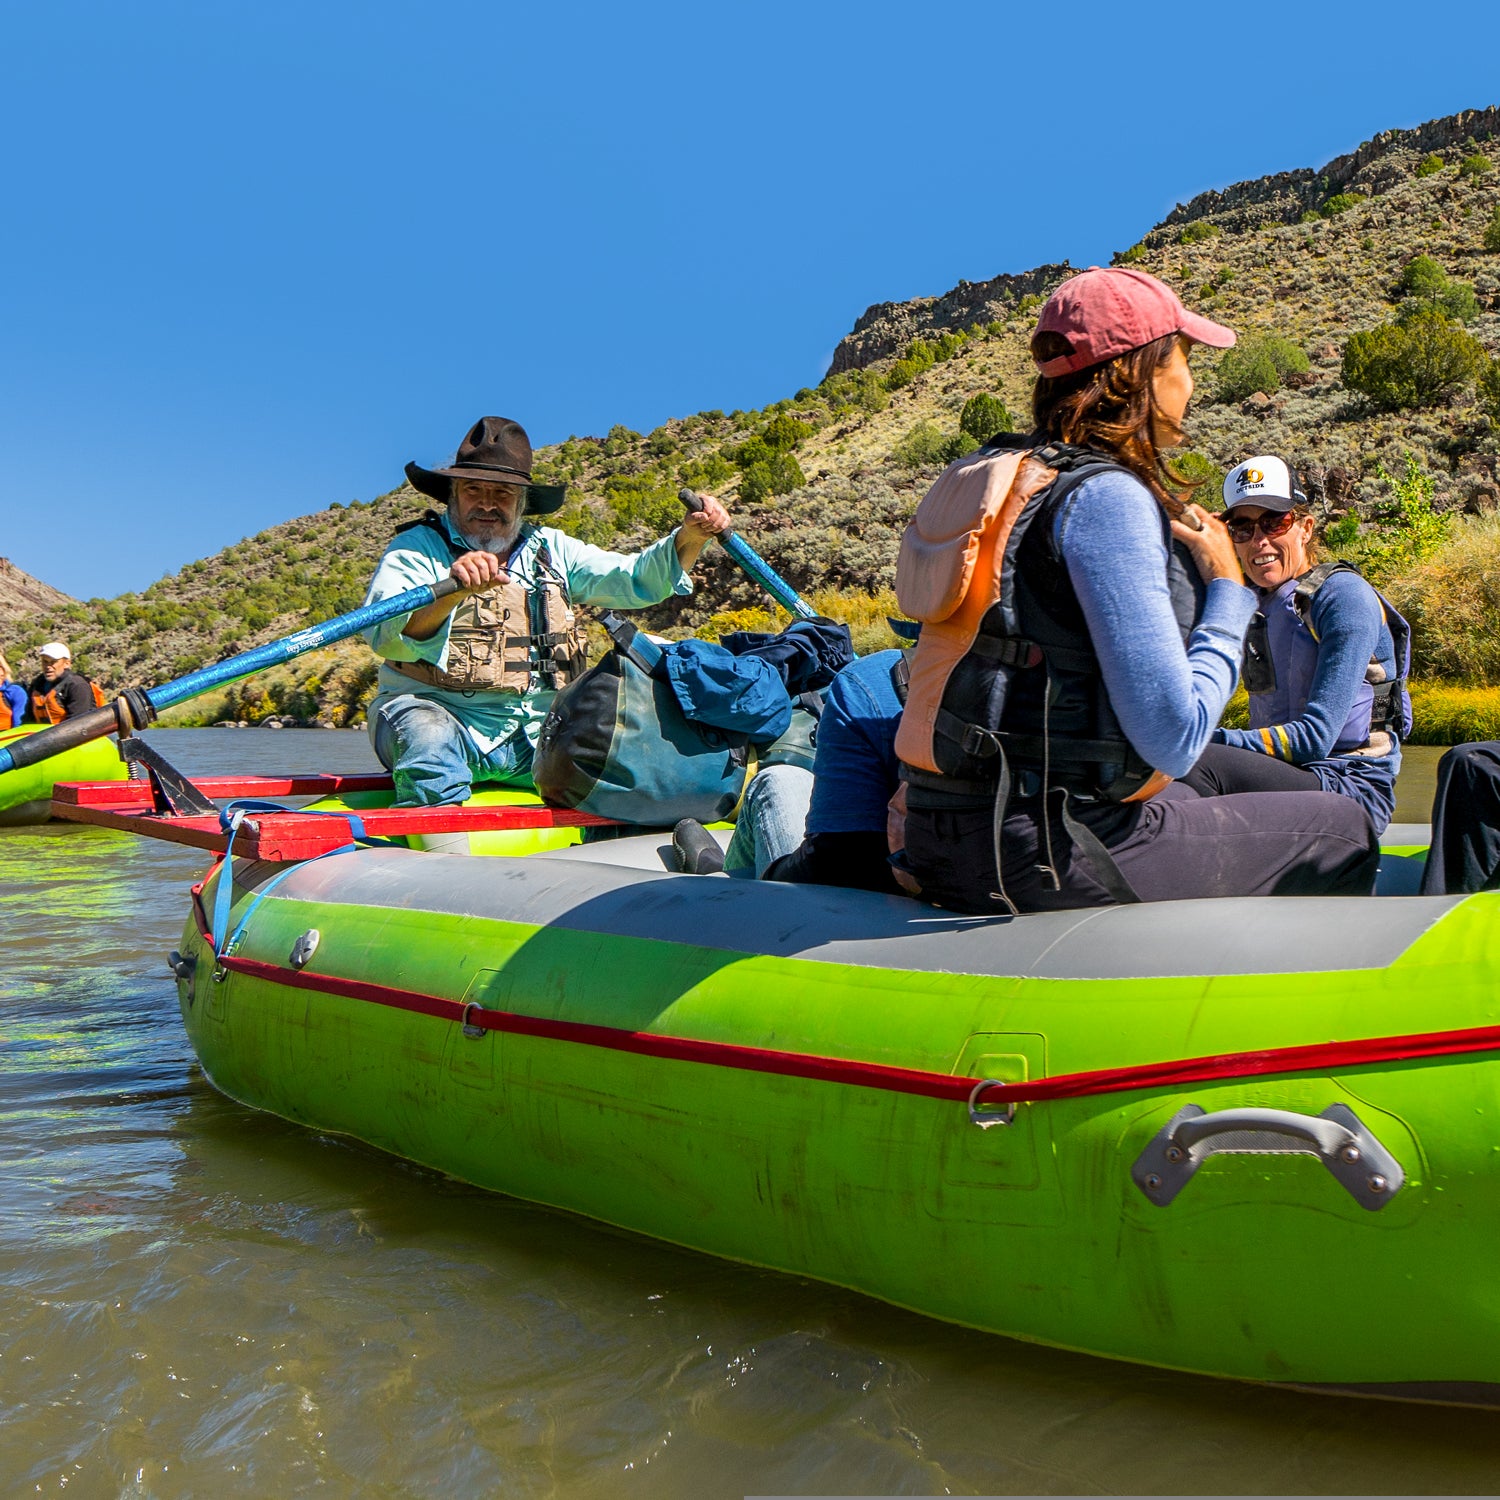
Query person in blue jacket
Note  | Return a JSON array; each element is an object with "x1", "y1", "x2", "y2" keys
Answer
[
  {"x1": 1180, "y1": 455, "x2": 1410, "y2": 834},
  {"x1": 0, "y1": 652, "x2": 27, "y2": 730}
]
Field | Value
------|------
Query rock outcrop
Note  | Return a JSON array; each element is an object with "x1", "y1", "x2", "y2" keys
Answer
[
  {"x1": 0, "y1": 558, "x2": 73, "y2": 626},
  {"x1": 828, "y1": 263, "x2": 1072, "y2": 374},
  {"x1": 826, "y1": 106, "x2": 1500, "y2": 373}
]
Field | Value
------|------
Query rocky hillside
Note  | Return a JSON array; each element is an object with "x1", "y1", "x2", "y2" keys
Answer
[
  {"x1": 0, "y1": 559, "x2": 73, "y2": 625},
  {"x1": 8, "y1": 105, "x2": 1500, "y2": 726}
]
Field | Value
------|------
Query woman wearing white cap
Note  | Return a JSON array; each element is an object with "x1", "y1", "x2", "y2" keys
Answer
[{"x1": 1178, "y1": 455, "x2": 1410, "y2": 835}]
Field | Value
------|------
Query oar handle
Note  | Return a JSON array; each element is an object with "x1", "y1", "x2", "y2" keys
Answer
[{"x1": 677, "y1": 487, "x2": 817, "y2": 621}]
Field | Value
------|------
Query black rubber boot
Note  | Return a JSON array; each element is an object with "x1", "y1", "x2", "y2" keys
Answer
[{"x1": 672, "y1": 819, "x2": 725, "y2": 875}]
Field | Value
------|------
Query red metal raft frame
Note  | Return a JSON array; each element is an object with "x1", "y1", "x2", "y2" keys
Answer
[{"x1": 51, "y1": 774, "x2": 616, "y2": 860}]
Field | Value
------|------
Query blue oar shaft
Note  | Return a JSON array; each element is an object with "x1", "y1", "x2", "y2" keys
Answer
[
  {"x1": 677, "y1": 488, "x2": 816, "y2": 620},
  {"x1": 149, "y1": 580, "x2": 457, "y2": 709},
  {"x1": 0, "y1": 579, "x2": 459, "y2": 776}
]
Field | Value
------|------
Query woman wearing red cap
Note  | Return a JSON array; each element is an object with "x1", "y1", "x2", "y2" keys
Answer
[{"x1": 892, "y1": 267, "x2": 1379, "y2": 911}]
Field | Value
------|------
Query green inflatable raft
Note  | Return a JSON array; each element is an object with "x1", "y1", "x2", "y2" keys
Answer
[
  {"x1": 0, "y1": 724, "x2": 126, "y2": 824},
  {"x1": 166, "y1": 811, "x2": 1500, "y2": 1408}
]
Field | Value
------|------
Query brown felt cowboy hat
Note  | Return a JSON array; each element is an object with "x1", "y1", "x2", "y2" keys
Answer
[{"x1": 404, "y1": 416, "x2": 567, "y2": 516}]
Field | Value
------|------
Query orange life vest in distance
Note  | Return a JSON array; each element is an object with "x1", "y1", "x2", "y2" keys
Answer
[
  {"x1": 0, "y1": 697, "x2": 15, "y2": 731},
  {"x1": 29, "y1": 674, "x2": 108, "y2": 725}
]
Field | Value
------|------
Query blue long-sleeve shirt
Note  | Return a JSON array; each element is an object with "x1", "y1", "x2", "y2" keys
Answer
[
  {"x1": 1056, "y1": 471, "x2": 1256, "y2": 779},
  {"x1": 1214, "y1": 568, "x2": 1400, "y2": 830},
  {"x1": 1, "y1": 679, "x2": 27, "y2": 728}
]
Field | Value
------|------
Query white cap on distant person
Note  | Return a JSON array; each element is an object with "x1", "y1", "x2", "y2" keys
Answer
[
  {"x1": 1222, "y1": 455, "x2": 1306, "y2": 514},
  {"x1": 38, "y1": 642, "x2": 70, "y2": 660}
]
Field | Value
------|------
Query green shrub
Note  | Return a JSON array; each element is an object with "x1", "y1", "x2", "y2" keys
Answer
[
  {"x1": 1324, "y1": 511, "x2": 1362, "y2": 552},
  {"x1": 1353, "y1": 451, "x2": 1450, "y2": 585},
  {"x1": 1177, "y1": 221, "x2": 1220, "y2": 244},
  {"x1": 1320, "y1": 191, "x2": 1365, "y2": 217},
  {"x1": 1168, "y1": 450, "x2": 1226, "y2": 503},
  {"x1": 1483, "y1": 207, "x2": 1500, "y2": 253},
  {"x1": 1479, "y1": 360, "x2": 1500, "y2": 420},
  {"x1": 679, "y1": 451, "x2": 736, "y2": 491},
  {"x1": 1459, "y1": 152, "x2": 1493, "y2": 178},
  {"x1": 1341, "y1": 310, "x2": 1489, "y2": 409},
  {"x1": 1395, "y1": 254, "x2": 1480, "y2": 323},
  {"x1": 1214, "y1": 333, "x2": 1309, "y2": 402},
  {"x1": 1299, "y1": 209, "x2": 1322, "y2": 224},
  {"x1": 958, "y1": 392, "x2": 1014, "y2": 443},
  {"x1": 738, "y1": 452, "x2": 805, "y2": 504},
  {"x1": 1385, "y1": 516, "x2": 1500, "y2": 683},
  {"x1": 1416, "y1": 152, "x2": 1445, "y2": 177},
  {"x1": 602, "y1": 473, "x2": 680, "y2": 534},
  {"x1": 759, "y1": 413, "x2": 808, "y2": 451},
  {"x1": 890, "y1": 421, "x2": 951, "y2": 469},
  {"x1": 1116, "y1": 243, "x2": 1147, "y2": 264},
  {"x1": 886, "y1": 339, "x2": 937, "y2": 390},
  {"x1": 1397, "y1": 254, "x2": 1447, "y2": 298},
  {"x1": 942, "y1": 432, "x2": 981, "y2": 463}
]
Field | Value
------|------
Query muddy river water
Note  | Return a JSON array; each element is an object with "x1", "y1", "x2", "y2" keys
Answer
[{"x1": 2, "y1": 732, "x2": 1498, "y2": 1496}]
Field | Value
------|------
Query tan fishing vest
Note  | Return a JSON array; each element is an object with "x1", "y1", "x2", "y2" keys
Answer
[{"x1": 393, "y1": 568, "x2": 589, "y2": 695}]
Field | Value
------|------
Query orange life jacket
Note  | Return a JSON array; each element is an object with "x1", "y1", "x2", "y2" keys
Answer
[{"x1": 30, "y1": 675, "x2": 108, "y2": 725}]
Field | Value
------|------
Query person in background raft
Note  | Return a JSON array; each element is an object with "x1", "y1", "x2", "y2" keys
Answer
[
  {"x1": 1418, "y1": 745, "x2": 1500, "y2": 894},
  {"x1": 893, "y1": 267, "x2": 1380, "y2": 913},
  {"x1": 26, "y1": 642, "x2": 106, "y2": 724},
  {"x1": 1177, "y1": 455, "x2": 1410, "y2": 835},
  {"x1": 362, "y1": 416, "x2": 730, "y2": 837},
  {"x1": 0, "y1": 652, "x2": 28, "y2": 730}
]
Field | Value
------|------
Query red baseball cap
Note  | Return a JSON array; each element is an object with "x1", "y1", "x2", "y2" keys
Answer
[{"x1": 1032, "y1": 266, "x2": 1236, "y2": 377}]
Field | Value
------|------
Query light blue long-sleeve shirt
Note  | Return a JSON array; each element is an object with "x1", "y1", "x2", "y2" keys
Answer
[
  {"x1": 1056, "y1": 470, "x2": 1257, "y2": 779},
  {"x1": 362, "y1": 509, "x2": 692, "y2": 754}
]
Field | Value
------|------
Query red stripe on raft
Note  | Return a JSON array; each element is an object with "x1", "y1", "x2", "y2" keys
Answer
[{"x1": 208, "y1": 938, "x2": 1500, "y2": 1107}]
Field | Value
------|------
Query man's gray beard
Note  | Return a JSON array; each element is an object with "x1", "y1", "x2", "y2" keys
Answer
[{"x1": 455, "y1": 517, "x2": 523, "y2": 555}]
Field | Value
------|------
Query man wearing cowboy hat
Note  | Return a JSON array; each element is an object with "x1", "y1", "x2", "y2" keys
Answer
[{"x1": 362, "y1": 415, "x2": 731, "y2": 822}]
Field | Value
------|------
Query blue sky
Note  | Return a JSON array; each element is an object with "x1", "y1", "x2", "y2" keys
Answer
[{"x1": 3, "y1": 0, "x2": 1498, "y2": 600}]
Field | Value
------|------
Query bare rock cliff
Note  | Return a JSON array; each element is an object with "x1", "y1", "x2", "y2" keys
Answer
[{"x1": 0, "y1": 558, "x2": 73, "y2": 626}]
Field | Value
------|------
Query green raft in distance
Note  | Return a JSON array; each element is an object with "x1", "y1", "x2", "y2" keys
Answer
[
  {"x1": 170, "y1": 820, "x2": 1500, "y2": 1408},
  {"x1": 0, "y1": 724, "x2": 127, "y2": 825}
]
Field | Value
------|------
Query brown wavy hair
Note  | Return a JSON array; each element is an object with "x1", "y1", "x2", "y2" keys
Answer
[{"x1": 1031, "y1": 331, "x2": 1202, "y2": 521}]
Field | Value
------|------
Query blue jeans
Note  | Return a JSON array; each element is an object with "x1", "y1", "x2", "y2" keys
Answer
[
  {"x1": 724, "y1": 765, "x2": 814, "y2": 877},
  {"x1": 371, "y1": 694, "x2": 534, "y2": 807}
]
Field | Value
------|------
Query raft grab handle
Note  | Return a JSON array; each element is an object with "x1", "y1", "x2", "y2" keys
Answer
[
  {"x1": 967, "y1": 1079, "x2": 1016, "y2": 1129},
  {"x1": 1132, "y1": 1103, "x2": 1404, "y2": 1211}
]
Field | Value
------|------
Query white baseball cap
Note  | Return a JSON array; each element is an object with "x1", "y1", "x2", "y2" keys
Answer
[
  {"x1": 38, "y1": 641, "x2": 71, "y2": 660},
  {"x1": 1223, "y1": 455, "x2": 1305, "y2": 513}
]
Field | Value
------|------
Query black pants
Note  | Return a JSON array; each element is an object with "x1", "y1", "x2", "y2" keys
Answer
[
  {"x1": 1178, "y1": 741, "x2": 1323, "y2": 797},
  {"x1": 902, "y1": 781, "x2": 1380, "y2": 915},
  {"x1": 1421, "y1": 742, "x2": 1500, "y2": 895}
]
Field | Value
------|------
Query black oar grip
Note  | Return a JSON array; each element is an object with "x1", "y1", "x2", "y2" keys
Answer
[
  {"x1": 678, "y1": 486, "x2": 706, "y2": 515},
  {"x1": 3, "y1": 704, "x2": 123, "y2": 773},
  {"x1": 432, "y1": 577, "x2": 463, "y2": 600}
]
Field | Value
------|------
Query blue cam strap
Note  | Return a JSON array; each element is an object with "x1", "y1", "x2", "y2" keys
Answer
[{"x1": 209, "y1": 799, "x2": 397, "y2": 970}]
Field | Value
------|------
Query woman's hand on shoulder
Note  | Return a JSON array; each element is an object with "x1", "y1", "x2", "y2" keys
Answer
[{"x1": 1171, "y1": 505, "x2": 1244, "y2": 585}]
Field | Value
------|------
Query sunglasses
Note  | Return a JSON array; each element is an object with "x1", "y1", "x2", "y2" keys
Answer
[{"x1": 1225, "y1": 510, "x2": 1298, "y2": 545}]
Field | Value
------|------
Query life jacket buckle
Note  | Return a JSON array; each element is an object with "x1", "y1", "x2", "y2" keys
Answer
[{"x1": 959, "y1": 724, "x2": 1003, "y2": 759}]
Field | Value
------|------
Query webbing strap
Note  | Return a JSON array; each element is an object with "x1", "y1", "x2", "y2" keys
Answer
[{"x1": 210, "y1": 800, "x2": 395, "y2": 966}]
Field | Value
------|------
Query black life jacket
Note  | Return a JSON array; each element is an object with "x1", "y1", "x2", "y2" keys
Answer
[{"x1": 900, "y1": 437, "x2": 1204, "y2": 803}]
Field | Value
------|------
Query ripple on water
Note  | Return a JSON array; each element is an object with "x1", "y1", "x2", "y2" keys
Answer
[{"x1": 3, "y1": 731, "x2": 1500, "y2": 1494}]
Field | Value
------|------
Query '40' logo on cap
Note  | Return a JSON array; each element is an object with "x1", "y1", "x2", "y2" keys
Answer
[{"x1": 1240, "y1": 468, "x2": 1264, "y2": 485}]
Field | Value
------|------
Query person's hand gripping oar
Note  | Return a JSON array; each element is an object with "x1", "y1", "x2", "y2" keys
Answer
[
  {"x1": 677, "y1": 487, "x2": 816, "y2": 620},
  {"x1": 0, "y1": 578, "x2": 464, "y2": 777}
]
